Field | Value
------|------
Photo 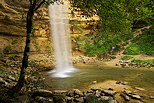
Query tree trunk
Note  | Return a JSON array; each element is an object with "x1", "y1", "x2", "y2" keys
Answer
[{"x1": 11, "y1": 4, "x2": 35, "y2": 92}]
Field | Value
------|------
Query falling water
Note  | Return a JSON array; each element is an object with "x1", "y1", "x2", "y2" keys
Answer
[{"x1": 48, "y1": 0, "x2": 75, "y2": 78}]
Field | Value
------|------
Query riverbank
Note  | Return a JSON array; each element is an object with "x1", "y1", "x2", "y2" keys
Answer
[{"x1": 0, "y1": 53, "x2": 154, "y2": 103}]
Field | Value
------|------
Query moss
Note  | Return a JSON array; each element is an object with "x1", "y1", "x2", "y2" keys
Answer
[
  {"x1": 123, "y1": 44, "x2": 140, "y2": 55},
  {"x1": 131, "y1": 59, "x2": 154, "y2": 64},
  {"x1": 121, "y1": 56, "x2": 133, "y2": 60}
]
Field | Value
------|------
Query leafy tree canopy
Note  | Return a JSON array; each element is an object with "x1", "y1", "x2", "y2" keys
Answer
[{"x1": 71, "y1": 0, "x2": 154, "y2": 34}]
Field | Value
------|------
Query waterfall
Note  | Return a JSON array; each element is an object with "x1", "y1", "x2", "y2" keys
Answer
[{"x1": 48, "y1": 0, "x2": 75, "y2": 78}]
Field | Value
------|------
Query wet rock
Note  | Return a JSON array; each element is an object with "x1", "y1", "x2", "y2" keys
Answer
[
  {"x1": 73, "y1": 89, "x2": 83, "y2": 96},
  {"x1": 124, "y1": 90, "x2": 141, "y2": 100},
  {"x1": 120, "y1": 93, "x2": 130, "y2": 101},
  {"x1": 86, "y1": 90, "x2": 94, "y2": 93},
  {"x1": 91, "y1": 87, "x2": 102, "y2": 91},
  {"x1": 92, "y1": 81, "x2": 97, "y2": 84},
  {"x1": 0, "y1": 77, "x2": 7, "y2": 85},
  {"x1": 74, "y1": 95, "x2": 80, "y2": 98},
  {"x1": 101, "y1": 96, "x2": 110, "y2": 101},
  {"x1": 74, "y1": 97, "x2": 84, "y2": 102},
  {"x1": 35, "y1": 96, "x2": 53, "y2": 103},
  {"x1": 130, "y1": 94, "x2": 141, "y2": 100},
  {"x1": 33, "y1": 89, "x2": 53, "y2": 97},
  {"x1": 116, "y1": 81, "x2": 128, "y2": 85},
  {"x1": 7, "y1": 76, "x2": 16, "y2": 81},
  {"x1": 150, "y1": 96, "x2": 154, "y2": 99},
  {"x1": 54, "y1": 90, "x2": 68, "y2": 94},
  {"x1": 109, "y1": 100, "x2": 118, "y2": 103},
  {"x1": 135, "y1": 87, "x2": 145, "y2": 91},
  {"x1": 124, "y1": 90, "x2": 132, "y2": 94},
  {"x1": 95, "y1": 90, "x2": 101, "y2": 97},
  {"x1": 66, "y1": 97, "x2": 73, "y2": 102},
  {"x1": 102, "y1": 90, "x2": 117, "y2": 96},
  {"x1": 67, "y1": 90, "x2": 74, "y2": 97}
]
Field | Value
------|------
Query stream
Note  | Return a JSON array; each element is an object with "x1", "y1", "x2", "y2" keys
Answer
[{"x1": 43, "y1": 64, "x2": 154, "y2": 97}]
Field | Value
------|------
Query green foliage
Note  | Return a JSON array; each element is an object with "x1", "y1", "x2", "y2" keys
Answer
[
  {"x1": 71, "y1": 0, "x2": 154, "y2": 56},
  {"x1": 46, "y1": 46, "x2": 52, "y2": 51},
  {"x1": 28, "y1": 60, "x2": 38, "y2": 67},
  {"x1": 123, "y1": 44, "x2": 141, "y2": 55},
  {"x1": 77, "y1": 32, "x2": 133, "y2": 56},
  {"x1": 132, "y1": 27, "x2": 154, "y2": 56},
  {"x1": 71, "y1": 0, "x2": 154, "y2": 33},
  {"x1": 8, "y1": 54, "x2": 19, "y2": 58},
  {"x1": 71, "y1": 21, "x2": 84, "y2": 34},
  {"x1": 131, "y1": 59, "x2": 154, "y2": 64},
  {"x1": 121, "y1": 56, "x2": 134, "y2": 60}
]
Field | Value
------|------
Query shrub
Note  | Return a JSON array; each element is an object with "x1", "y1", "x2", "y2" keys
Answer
[
  {"x1": 121, "y1": 55, "x2": 133, "y2": 60},
  {"x1": 132, "y1": 27, "x2": 154, "y2": 56},
  {"x1": 123, "y1": 44, "x2": 140, "y2": 55},
  {"x1": 131, "y1": 59, "x2": 154, "y2": 64}
]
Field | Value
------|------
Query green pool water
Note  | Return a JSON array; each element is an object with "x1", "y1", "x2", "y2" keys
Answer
[{"x1": 43, "y1": 64, "x2": 154, "y2": 96}]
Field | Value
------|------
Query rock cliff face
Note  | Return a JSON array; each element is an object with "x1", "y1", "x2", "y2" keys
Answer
[
  {"x1": 0, "y1": 0, "x2": 52, "y2": 54},
  {"x1": 0, "y1": 0, "x2": 98, "y2": 55}
]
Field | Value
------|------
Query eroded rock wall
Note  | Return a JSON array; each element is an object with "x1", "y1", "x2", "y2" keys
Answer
[
  {"x1": 0, "y1": 0, "x2": 98, "y2": 55},
  {"x1": 0, "y1": 0, "x2": 52, "y2": 54}
]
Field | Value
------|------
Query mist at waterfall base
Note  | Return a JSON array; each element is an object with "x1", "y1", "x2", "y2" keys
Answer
[{"x1": 48, "y1": 1, "x2": 76, "y2": 78}]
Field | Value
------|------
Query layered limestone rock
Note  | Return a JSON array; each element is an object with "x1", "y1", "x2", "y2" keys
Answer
[
  {"x1": 0, "y1": 0, "x2": 99, "y2": 55},
  {"x1": 0, "y1": 0, "x2": 52, "y2": 54}
]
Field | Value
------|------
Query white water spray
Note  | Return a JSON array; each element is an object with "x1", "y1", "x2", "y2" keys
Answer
[{"x1": 48, "y1": 0, "x2": 75, "y2": 78}]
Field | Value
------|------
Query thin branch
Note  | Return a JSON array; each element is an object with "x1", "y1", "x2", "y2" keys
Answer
[
  {"x1": 34, "y1": 0, "x2": 46, "y2": 11},
  {"x1": 29, "y1": 0, "x2": 32, "y2": 5}
]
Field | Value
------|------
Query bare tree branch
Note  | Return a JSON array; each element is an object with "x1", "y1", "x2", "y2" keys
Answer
[
  {"x1": 29, "y1": 0, "x2": 32, "y2": 5},
  {"x1": 35, "y1": 0, "x2": 46, "y2": 11}
]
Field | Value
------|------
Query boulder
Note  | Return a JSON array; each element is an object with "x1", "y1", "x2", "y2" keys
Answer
[
  {"x1": 116, "y1": 81, "x2": 128, "y2": 85},
  {"x1": 92, "y1": 81, "x2": 97, "y2": 84},
  {"x1": 66, "y1": 96, "x2": 73, "y2": 102},
  {"x1": 150, "y1": 96, "x2": 154, "y2": 99},
  {"x1": 67, "y1": 90, "x2": 74, "y2": 97},
  {"x1": 130, "y1": 94, "x2": 141, "y2": 100},
  {"x1": 74, "y1": 97, "x2": 84, "y2": 102},
  {"x1": 124, "y1": 90, "x2": 141, "y2": 100},
  {"x1": 35, "y1": 96, "x2": 53, "y2": 103},
  {"x1": 101, "y1": 96, "x2": 110, "y2": 101},
  {"x1": 0, "y1": 77, "x2": 7, "y2": 85},
  {"x1": 54, "y1": 90, "x2": 68, "y2": 94},
  {"x1": 109, "y1": 100, "x2": 118, "y2": 103},
  {"x1": 95, "y1": 90, "x2": 101, "y2": 97},
  {"x1": 73, "y1": 89, "x2": 83, "y2": 96},
  {"x1": 7, "y1": 76, "x2": 16, "y2": 81},
  {"x1": 91, "y1": 87, "x2": 102, "y2": 91},
  {"x1": 124, "y1": 90, "x2": 132, "y2": 94},
  {"x1": 120, "y1": 93, "x2": 130, "y2": 101},
  {"x1": 102, "y1": 90, "x2": 116, "y2": 96},
  {"x1": 135, "y1": 87, "x2": 145, "y2": 91},
  {"x1": 86, "y1": 90, "x2": 94, "y2": 93},
  {"x1": 33, "y1": 89, "x2": 53, "y2": 97}
]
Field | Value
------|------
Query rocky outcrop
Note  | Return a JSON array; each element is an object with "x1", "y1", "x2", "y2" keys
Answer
[
  {"x1": 0, "y1": 0, "x2": 52, "y2": 54},
  {"x1": 31, "y1": 88, "x2": 118, "y2": 103},
  {"x1": 115, "y1": 60, "x2": 154, "y2": 68}
]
